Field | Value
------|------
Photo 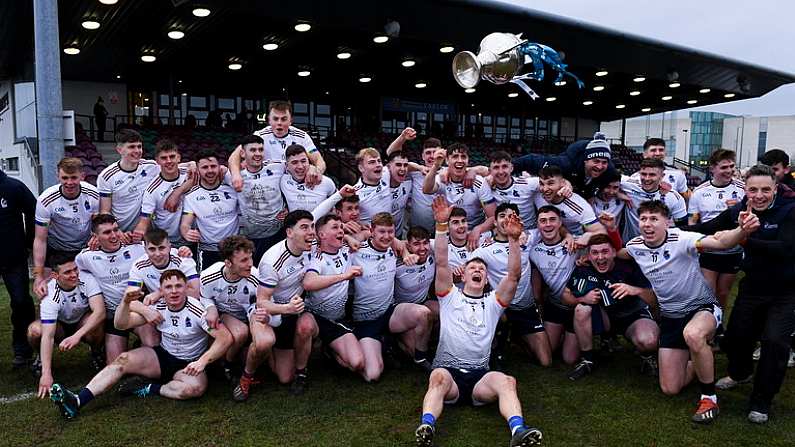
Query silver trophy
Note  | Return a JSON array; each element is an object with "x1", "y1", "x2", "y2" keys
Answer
[{"x1": 452, "y1": 32, "x2": 583, "y2": 99}]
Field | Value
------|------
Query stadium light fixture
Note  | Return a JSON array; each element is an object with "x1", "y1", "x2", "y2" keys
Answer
[
  {"x1": 373, "y1": 35, "x2": 389, "y2": 43},
  {"x1": 337, "y1": 52, "x2": 352, "y2": 60},
  {"x1": 641, "y1": 107, "x2": 651, "y2": 112},
  {"x1": 167, "y1": 30, "x2": 185, "y2": 40},
  {"x1": 439, "y1": 46, "x2": 454, "y2": 53},
  {"x1": 177, "y1": 80, "x2": 183, "y2": 84},
  {"x1": 595, "y1": 70, "x2": 608, "y2": 77},
  {"x1": 724, "y1": 93, "x2": 735, "y2": 98},
  {"x1": 554, "y1": 81, "x2": 567, "y2": 86},
  {"x1": 629, "y1": 90, "x2": 640, "y2": 96},
  {"x1": 63, "y1": 47, "x2": 80, "y2": 55},
  {"x1": 181, "y1": 92, "x2": 187, "y2": 96},
  {"x1": 633, "y1": 76, "x2": 646, "y2": 82},
  {"x1": 358, "y1": 76, "x2": 372, "y2": 83},
  {"x1": 141, "y1": 54, "x2": 156, "y2": 62},
  {"x1": 99, "y1": 0, "x2": 118, "y2": 4},
  {"x1": 228, "y1": 63, "x2": 243, "y2": 70},
  {"x1": 687, "y1": 99, "x2": 698, "y2": 104},
  {"x1": 593, "y1": 85, "x2": 605, "y2": 91},
  {"x1": 116, "y1": 75, "x2": 121, "y2": 79},
  {"x1": 508, "y1": 92, "x2": 519, "y2": 98},
  {"x1": 545, "y1": 97, "x2": 556, "y2": 102},
  {"x1": 263, "y1": 43, "x2": 279, "y2": 51},
  {"x1": 401, "y1": 60, "x2": 416, "y2": 68},
  {"x1": 415, "y1": 82, "x2": 427, "y2": 89},
  {"x1": 699, "y1": 88, "x2": 711, "y2": 94},
  {"x1": 297, "y1": 70, "x2": 311, "y2": 77},
  {"x1": 668, "y1": 82, "x2": 681, "y2": 88},
  {"x1": 661, "y1": 95, "x2": 672, "y2": 101},
  {"x1": 582, "y1": 100, "x2": 593, "y2": 106},
  {"x1": 192, "y1": 7, "x2": 211, "y2": 17},
  {"x1": 615, "y1": 104, "x2": 626, "y2": 109},
  {"x1": 464, "y1": 88, "x2": 476, "y2": 93},
  {"x1": 294, "y1": 23, "x2": 311, "y2": 32},
  {"x1": 81, "y1": 20, "x2": 100, "y2": 30}
]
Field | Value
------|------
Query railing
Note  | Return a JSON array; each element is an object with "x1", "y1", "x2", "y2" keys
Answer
[
  {"x1": 673, "y1": 157, "x2": 708, "y2": 182},
  {"x1": 20, "y1": 136, "x2": 42, "y2": 193},
  {"x1": 75, "y1": 113, "x2": 117, "y2": 142}
]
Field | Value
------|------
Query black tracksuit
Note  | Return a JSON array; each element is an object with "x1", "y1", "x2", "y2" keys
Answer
[
  {"x1": 685, "y1": 187, "x2": 795, "y2": 412},
  {"x1": 0, "y1": 170, "x2": 36, "y2": 359}
]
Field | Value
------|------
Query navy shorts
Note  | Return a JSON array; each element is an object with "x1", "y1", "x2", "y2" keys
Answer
[
  {"x1": 154, "y1": 345, "x2": 191, "y2": 381},
  {"x1": 443, "y1": 367, "x2": 490, "y2": 406},
  {"x1": 544, "y1": 304, "x2": 575, "y2": 333},
  {"x1": 273, "y1": 313, "x2": 298, "y2": 350},
  {"x1": 606, "y1": 308, "x2": 655, "y2": 337},
  {"x1": 58, "y1": 321, "x2": 81, "y2": 338},
  {"x1": 505, "y1": 305, "x2": 545, "y2": 336},
  {"x1": 353, "y1": 305, "x2": 396, "y2": 342},
  {"x1": 313, "y1": 313, "x2": 354, "y2": 345},
  {"x1": 699, "y1": 252, "x2": 743, "y2": 275},
  {"x1": 104, "y1": 317, "x2": 131, "y2": 338},
  {"x1": 659, "y1": 304, "x2": 723, "y2": 350}
]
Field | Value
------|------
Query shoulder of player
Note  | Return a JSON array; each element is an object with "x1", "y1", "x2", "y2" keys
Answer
[
  {"x1": 692, "y1": 180, "x2": 711, "y2": 192},
  {"x1": 287, "y1": 126, "x2": 309, "y2": 138},
  {"x1": 79, "y1": 181, "x2": 100, "y2": 198},
  {"x1": 561, "y1": 194, "x2": 588, "y2": 213},
  {"x1": 185, "y1": 297, "x2": 206, "y2": 318},
  {"x1": 200, "y1": 263, "x2": 224, "y2": 284},
  {"x1": 185, "y1": 184, "x2": 202, "y2": 195},
  {"x1": 254, "y1": 126, "x2": 272, "y2": 137},
  {"x1": 625, "y1": 236, "x2": 646, "y2": 247},
  {"x1": 99, "y1": 162, "x2": 122, "y2": 181},
  {"x1": 38, "y1": 184, "x2": 63, "y2": 206},
  {"x1": 730, "y1": 179, "x2": 745, "y2": 188},
  {"x1": 145, "y1": 174, "x2": 167, "y2": 193},
  {"x1": 133, "y1": 255, "x2": 153, "y2": 270}
]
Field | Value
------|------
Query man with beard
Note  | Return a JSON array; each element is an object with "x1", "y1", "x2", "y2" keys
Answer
[
  {"x1": 414, "y1": 196, "x2": 542, "y2": 447},
  {"x1": 180, "y1": 150, "x2": 240, "y2": 270}
]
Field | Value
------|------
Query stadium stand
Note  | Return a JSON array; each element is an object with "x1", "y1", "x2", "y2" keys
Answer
[{"x1": 64, "y1": 125, "x2": 108, "y2": 185}]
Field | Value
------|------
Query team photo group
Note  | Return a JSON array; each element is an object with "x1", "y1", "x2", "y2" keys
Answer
[{"x1": 7, "y1": 100, "x2": 795, "y2": 446}]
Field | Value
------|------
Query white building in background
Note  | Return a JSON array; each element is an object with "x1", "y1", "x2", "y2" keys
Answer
[{"x1": 601, "y1": 112, "x2": 795, "y2": 169}]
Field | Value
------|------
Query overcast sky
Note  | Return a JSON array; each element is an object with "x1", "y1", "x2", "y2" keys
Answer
[{"x1": 499, "y1": 0, "x2": 795, "y2": 117}]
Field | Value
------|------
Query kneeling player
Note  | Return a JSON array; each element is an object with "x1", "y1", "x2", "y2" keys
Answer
[
  {"x1": 29, "y1": 253, "x2": 105, "y2": 398},
  {"x1": 620, "y1": 200, "x2": 757, "y2": 423},
  {"x1": 415, "y1": 196, "x2": 542, "y2": 447},
  {"x1": 49, "y1": 270, "x2": 232, "y2": 419},
  {"x1": 200, "y1": 236, "x2": 279, "y2": 401},
  {"x1": 302, "y1": 215, "x2": 366, "y2": 375},
  {"x1": 562, "y1": 234, "x2": 659, "y2": 380}
]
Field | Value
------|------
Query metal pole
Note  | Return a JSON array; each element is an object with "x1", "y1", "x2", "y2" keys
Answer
[
  {"x1": 33, "y1": 0, "x2": 64, "y2": 191},
  {"x1": 620, "y1": 118, "x2": 626, "y2": 146}
]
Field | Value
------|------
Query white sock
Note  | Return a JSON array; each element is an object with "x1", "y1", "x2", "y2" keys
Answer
[{"x1": 701, "y1": 394, "x2": 717, "y2": 404}]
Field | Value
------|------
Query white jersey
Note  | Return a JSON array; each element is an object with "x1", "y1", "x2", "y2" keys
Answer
[
  {"x1": 127, "y1": 249, "x2": 199, "y2": 294},
  {"x1": 182, "y1": 182, "x2": 240, "y2": 251},
  {"x1": 395, "y1": 256, "x2": 434, "y2": 304},
  {"x1": 620, "y1": 177, "x2": 687, "y2": 241},
  {"x1": 75, "y1": 243, "x2": 146, "y2": 314},
  {"x1": 200, "y1": 262, "x2": 260, "y2": 322},
  {"x1": 390, "y1": 180, "x2": 412, "y2": 234},
  {"x1": 353, "y1": 170, "x2": 393, "y2": 225},
  {"x1": 280, "y1": 174, "x2": 336, "y2": 213},
  {"x1": 39, "y1": 274, "x2": 102, "y2": 325},
  {"x1": 527, "y1": 230, "x2": 577, "y2": 307},
  {"x1": 35, "y1": 182, "x2": 100, "y2": 251},
  {"x1": 688, "y1": 179, "x2": 745, "y2": 255},
  {"x1": 305, "y1": 247, "x2": 353, "y2": 321},
  {"x1": 533, "y1": 193, "x2": 597, "y2": 236},
  {"x1": 408, "y1": 171, "x2": 435, "y2": 231},
  {"x1": 491, "y1": 176, "x2": 540, "y2": 230},
  {"x1": 258, "y1": 240, "x2": 309, "y2": 304},
  {"x1": 141, "y1": 169, "x2": 188, "y2": 242},
  {"x1": 253, "y1": 125, "x2": 318, "y2": 162},
  {"x1": 152, "y1": 297, "x2": 211, "y2": 361},
  {"x1": 590, "y1": 195, "x2": 625, "y2": 229},
  {"x1": 435, "y1": 175, "x2": 496, "y2": 228},
  {"x1": 631, "y1": 166, "x2": 689, "y2": 194},
  {"x1": 625, "y1": 229, "x2": 717, "y2": 318},
  {"x1": 433, "y1": 286, "x2": 505, "y2": 370},
  {"x1": 97, "y1": 160, "x2": 160, "y2": 231},
  {"x1": 350, "y1": 241, "x2": 397, "y2": 321},
  {"x1": 235, "y1": 163, "x2": 286, "y2": 239},
  {"x1": 470, "y1": 236, "x2": 534, "y2": 309}
]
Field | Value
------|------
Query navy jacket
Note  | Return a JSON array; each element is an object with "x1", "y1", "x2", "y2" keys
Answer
[{"x1": 0, "y1": 170, "x2": 36, "y2": 268}]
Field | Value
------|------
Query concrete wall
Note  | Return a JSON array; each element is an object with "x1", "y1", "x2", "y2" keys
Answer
[
  {"x1": 577, "y1": 118, "x2": 600, "y2": 140},
  {"x1": 722, "y1": 117, "x2": 760, "y2": 168},
  {"x1": 0, "y1": 80, "x2": 38, "y2": 191},
  {"x1": 62, "y1": 80, "x2": 127, "y2": 132},
  {"x1": 560, "y1": 117, "x2": 576, "y2": 139},
  {"x1": 600, "y1": 114, "x2": 690, "y2": 160},
  {"x1": 765, "y1": 116, "x2": 795, "y2": 154}
]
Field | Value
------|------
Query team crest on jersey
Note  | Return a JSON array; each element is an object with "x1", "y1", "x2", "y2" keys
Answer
[
  {"x1": 512, "y1": 190, "x2": 520, "y2": 198},
  {"x1": 84, "y1": 200, "x2": 91, "y2": 210},
  {"x1": 185, "y1": 317, "x2": 192, "y2": 327},
  {"x1": 663, "y1": 249, "x2": 671, "y2": 260},
  {"x1": 123, "y1": 251, "x2": 131, "y2": 259},
  {"x1": 266, "y1": 169, "x2": 273, "y2": 176},
  {"x1": 377, "y1": 263, "x2": 387, "y2": 272},
  {"x1": 141, "y1": 171, "x2": 148, "y2": 177},
  {"x1": 669, "y1": 175, "x2": 675, "y2": 182},
  {"x1": 732, "y1": 191, "x2": 738, "y2": 198},
  {"x1": 243, "y1": 286, "x2": 249, "y2": 295}
]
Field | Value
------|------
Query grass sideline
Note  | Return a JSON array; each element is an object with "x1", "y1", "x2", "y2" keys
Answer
[{"x1": 0, "y1": 281, "x2": 794, "y2": 446}]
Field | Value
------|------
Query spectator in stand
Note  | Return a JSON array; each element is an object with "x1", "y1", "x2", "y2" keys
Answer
[{"x1": 93, "y1": 97, "x2": 108, "y2": 142}]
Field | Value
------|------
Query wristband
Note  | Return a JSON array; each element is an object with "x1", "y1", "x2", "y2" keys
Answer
[
  {"x1": 435, "y1": 222, "x2": 449, "y2": 232},
  {"x1": 33, "y1": 266, "x2": 45, "y2": 276}
]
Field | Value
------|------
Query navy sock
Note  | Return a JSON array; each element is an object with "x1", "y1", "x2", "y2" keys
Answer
[
  {"x1": 414, "y1": 350, "x2": 428, "y2": 362},
  {"x1": 421, "y1": 413, "x2": 436, "y2": 426},
  {"x1": 508, "y1": 415, "x2": 525, "y2": 435},
  {"x1": 699, "y1": 381, "x2": 716, "y2": 397},
  {"x1": 148, "y1": 383, "x2": 162, "y2": 396},
  {"x1": 77, "y1": 388, "x2": 94, "y2": 407},
  {"x1": 581, "y1": 350, "x2": 594, "y2": 362},
  {"x1": 296, "y1": 368, "x2": 307, "y2": 377}
]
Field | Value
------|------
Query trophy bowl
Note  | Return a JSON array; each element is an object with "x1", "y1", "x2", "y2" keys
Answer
[{"x1": 452, "y1": 32, "x2": 525, "y2": 88}]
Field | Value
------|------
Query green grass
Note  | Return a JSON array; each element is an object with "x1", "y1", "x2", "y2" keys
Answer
[{"x1": 1, "y1": 281, "x2": 794, "y2": 447}]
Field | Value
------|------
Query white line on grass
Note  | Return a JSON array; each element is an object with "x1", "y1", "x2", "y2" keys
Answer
[{"x1": 0, "y1": 391, "x2": 36, "y2": 404}]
